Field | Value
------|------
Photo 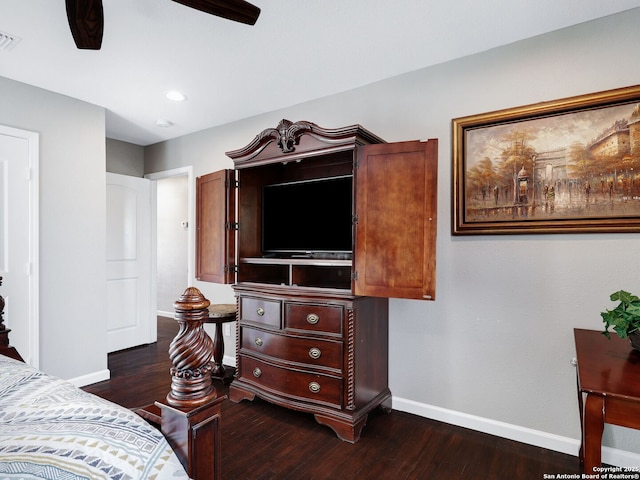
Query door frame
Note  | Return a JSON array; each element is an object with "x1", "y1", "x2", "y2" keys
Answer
[
  {"x1": 0, "y1": 125, "x2": 39, "y2": 367},
  {"x1": 145, "y1": 166, "x2": 194, "y2": 316}
]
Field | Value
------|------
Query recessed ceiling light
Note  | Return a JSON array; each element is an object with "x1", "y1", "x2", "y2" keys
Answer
[
  {"x1": 165, "y1": 90, "x2": 187, "y2": 102},
  {"x1": 155, "y1": 119, "x2": 173, "y2": 128}
]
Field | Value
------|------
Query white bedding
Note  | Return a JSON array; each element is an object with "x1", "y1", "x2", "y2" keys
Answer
[{"x1": 0, "y1": 354, "x2": 189, "y2": 479}]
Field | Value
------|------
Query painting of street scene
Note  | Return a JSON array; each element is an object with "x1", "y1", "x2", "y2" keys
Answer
[{"x1": 461, "y1": 97, "x2": 640, "y2": 230}]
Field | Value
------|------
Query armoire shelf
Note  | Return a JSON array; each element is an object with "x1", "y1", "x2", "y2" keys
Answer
[{"x1": 239, "y1": 257, "x2": 352, "y2": 290}]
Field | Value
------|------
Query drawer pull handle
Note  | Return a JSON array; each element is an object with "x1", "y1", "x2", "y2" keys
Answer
[
  {"x1": 255, "y1": 337, "x2": 263, "y2": 347},
  {"x1": 253, "y1": 367, "x2": 262, "y2": 378},
  {"x1": 256, "y1": 307, "x2": 265, "y2": 316},
  {"x1": 309, "y1": 382, "x2": 321, "y2": 394},
  {"x1": 308, "y1": 347, "x2": 321, "y2": 359},
  {"x1": 306, "y1": 313, "x2": 319, "y2": 325}
]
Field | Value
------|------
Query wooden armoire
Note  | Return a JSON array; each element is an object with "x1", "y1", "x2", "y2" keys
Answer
[{"x1": 196, "y1": 119, "x2": 437, "y2": 442}]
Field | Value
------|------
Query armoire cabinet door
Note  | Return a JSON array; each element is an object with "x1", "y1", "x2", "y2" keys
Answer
[
  {"x1": 354, "y1": 139, "x2": 438, "y2": 300},
  {"x1": 196, "y1": 169, "x2": 236, "y2": 283}
]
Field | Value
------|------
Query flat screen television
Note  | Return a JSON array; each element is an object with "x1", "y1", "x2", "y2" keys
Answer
[{"x1": 262, "y1": 175, "x2": 353, "y2": 256}]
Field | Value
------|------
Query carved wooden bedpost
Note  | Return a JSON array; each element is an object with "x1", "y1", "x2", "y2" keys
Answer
[
  {"x1": 166, "y1": 287, "x2": 217, "y2": 407},
  {"x1": 0, "y1": 276, "x2": 23, "y2": 362},
  {"x1": 150, "y1": 287, "x2": 225, "y2": 480},
  {"x1": 0, "y1": 276, "x2": 5, "y2": 330}
]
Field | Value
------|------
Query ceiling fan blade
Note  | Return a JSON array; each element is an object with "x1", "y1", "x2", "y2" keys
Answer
[
  {"x1": 65, "y1": 0, "x2": 104, "y2": 50},
  {"x1": 172, "y1": 0, "x2": 261, "y2": 25}
]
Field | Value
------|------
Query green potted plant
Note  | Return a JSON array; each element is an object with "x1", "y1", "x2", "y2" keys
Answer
[{"x1": 601, "y1": 290, "x2": 640, "y2": 351}]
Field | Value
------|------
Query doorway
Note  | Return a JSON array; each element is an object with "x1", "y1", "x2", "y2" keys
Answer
[{"x1": 146, "y1": 167, "x2": 194, "y2": 318}]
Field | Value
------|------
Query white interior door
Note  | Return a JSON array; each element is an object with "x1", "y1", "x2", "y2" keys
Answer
[
  {"x1": 0, "y1": 126, "x2": 38, "y2": 366},
  {"x1": 106, "y1": 173, "x2": 155, "y2": 352}
]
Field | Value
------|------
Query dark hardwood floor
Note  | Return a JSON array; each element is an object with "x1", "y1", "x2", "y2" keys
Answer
[{"x1": 84, "y1": 316, "x2": 582, "y2": 479}]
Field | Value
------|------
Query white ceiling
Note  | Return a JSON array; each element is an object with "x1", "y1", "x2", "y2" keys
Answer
[{"x1": 1, "y1": 1, "x2": 639, "y2": 146}]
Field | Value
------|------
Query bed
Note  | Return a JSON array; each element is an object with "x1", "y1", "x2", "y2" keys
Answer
[
  {"x1": 0, "y1": 284, "x2": 224, "y2": 480},
  {"x1": 0, "y1": 353, "x2": 189, "y2": 479}
]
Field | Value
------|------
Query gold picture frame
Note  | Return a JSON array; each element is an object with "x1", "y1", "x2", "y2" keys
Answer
[{"x1": 452, "y1": 85, "x2": 640, "y2": 235}]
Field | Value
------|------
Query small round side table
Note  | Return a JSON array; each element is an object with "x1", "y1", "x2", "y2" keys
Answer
[{"x1": 206, "y1": 303, "x2": 237, "y2": 384}]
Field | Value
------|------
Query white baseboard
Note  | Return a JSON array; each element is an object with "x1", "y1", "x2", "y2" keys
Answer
[
  {"x1": 223, "y1": 354, "x2": 236, "y2": 368},
  {"x1": 68, "y1": 368, "x2": 111, "y2": 388},
  {"x1": 392, "y1": 396, "x2": 640, "y2": 468},
  {"x1": 602, "y1": 446, "x2": 640, "y2": 470},
  {"x1": 157, "y1": 310, "x2": 173, "y2": 318}
]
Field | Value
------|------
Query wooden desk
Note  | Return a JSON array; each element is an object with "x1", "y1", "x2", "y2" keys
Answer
[{"x1": 574, "y1": 328, "x2": 640, "y2": 474}]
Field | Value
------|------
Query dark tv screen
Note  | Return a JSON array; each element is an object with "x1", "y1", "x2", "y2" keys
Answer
[{"x1": 262, "y1": 176, "x2": 353, "y2": 255}]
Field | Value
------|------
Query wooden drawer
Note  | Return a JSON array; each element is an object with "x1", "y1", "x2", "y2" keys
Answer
[
  {"x1": 240, "y1": 296, "x2": 281, "y2": 328},
  {"x1": 239, "y1": 356, "x2": 342, "y2": 409},
  {"x1": 285, "y1": 303, "x2": 343, "y2": 335},
  {"x1": 241, "y1": 327, "x2": 343, "y2": 371}
]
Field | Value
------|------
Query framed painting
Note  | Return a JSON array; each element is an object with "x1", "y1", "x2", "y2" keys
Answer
[{"x1": 452, "y1": 85, "x2": 640, "y2": 235}]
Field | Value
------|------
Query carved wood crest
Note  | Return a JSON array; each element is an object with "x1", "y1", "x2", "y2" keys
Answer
[
  {"x1": 225, "y1": 119, "x2": 385, "y2": 165},
  {"x1": 262, "y1": 119, "x2": 314, "y2": 154}
]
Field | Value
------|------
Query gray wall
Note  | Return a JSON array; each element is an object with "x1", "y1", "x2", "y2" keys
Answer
[
  {"x1": 106, "y1": 138, "x2": 144, "y2": 177},
  {"x1": 145, "y1": 9, "x2": 640, "y2": 461},
  {"x1": 0, "y1": 76, "x2": 107, "y2": 381}
]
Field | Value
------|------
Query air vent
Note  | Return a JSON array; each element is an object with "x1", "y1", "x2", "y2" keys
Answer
[{"x1": 0, "y1": 31, "x2": 21, "y2": 51}]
